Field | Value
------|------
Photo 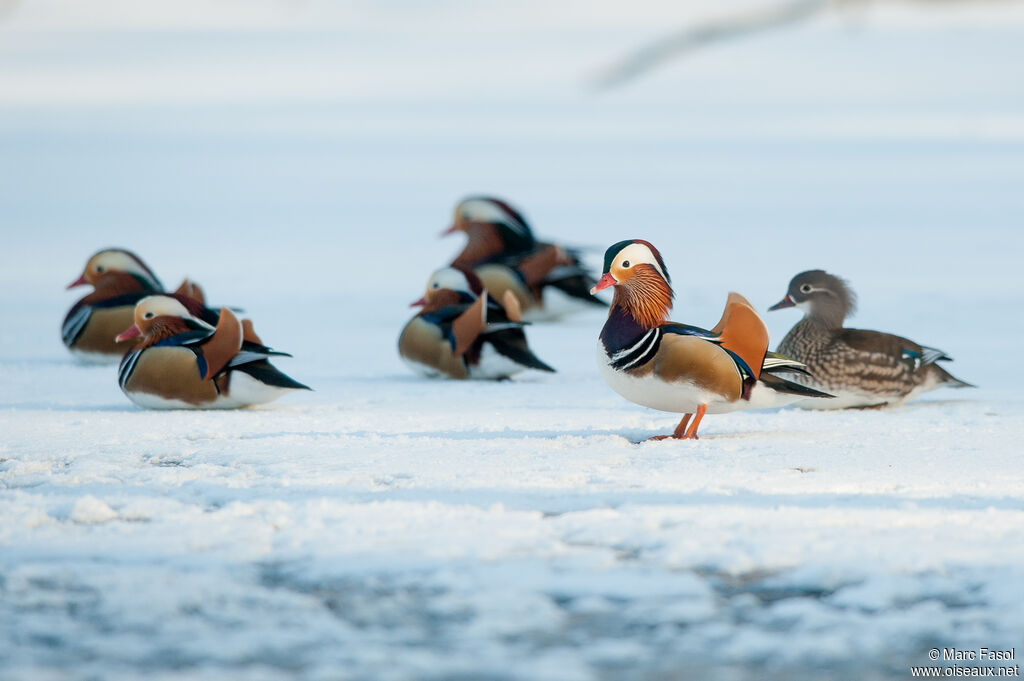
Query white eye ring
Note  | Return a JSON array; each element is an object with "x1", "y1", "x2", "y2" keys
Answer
[
  {"x1": 621, "y1": 260, "x2": 631, "y2": 268},
  {"x1": 800, "y1": 284, "x2": 812, "y2": 293},
  {"x1": 143, "y1": 312, "x2": 155, "y2": 319}
]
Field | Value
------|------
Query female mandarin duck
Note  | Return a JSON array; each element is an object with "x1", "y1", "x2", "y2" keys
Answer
[
  {"x1": 769, "y1": 270, "x2": 972, "y2": 409},
  {"x1": 398, "y1": 266, "x2": 555, "y2": 380},
  {"x1": 117, "y1": 295, "x2": 309, "y2": 409},
  {"x1": 443, "y1": 196, "x2": 605, "y2": 320},
  {"x1": 593, "y1": 240, "x2": 831, "y2": 440},
  {"x1": 63, "y1": 248, "x2": 210, "y2": 363}
]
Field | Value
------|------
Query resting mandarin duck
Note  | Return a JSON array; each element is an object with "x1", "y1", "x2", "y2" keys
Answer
[
  {"x1": 398, "y1": 266, "x2": 556, "y2": 380},
  {"x1": 117, "y1": 295, "x2": 309, "y2": 409},
  {"x1": 444, "y1": 196, "x2": 604, "y2": 320},
  {"x1": 593, "y1": 240, "x2": 831, "y2": 440},
  {"x1": 63, "y1": 248, "x2": 211, "y2": 363},
  {"x1": 769, "y1": 270, "x2": 973, "y2": 409}
]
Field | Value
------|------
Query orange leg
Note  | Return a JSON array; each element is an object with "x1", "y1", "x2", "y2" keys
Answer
[
  {"x1": 646, "y1": 410, "x2": 700, "y2": 442},
  {"x1": 681, "y1": 404, "x2": 707, "y2": 439},
  {"x1": 671, "y1": 413, "x2": 693, "y2": 439},
  {"x1": 646, "y1": 413, "x2": 691, "y2": 441}
]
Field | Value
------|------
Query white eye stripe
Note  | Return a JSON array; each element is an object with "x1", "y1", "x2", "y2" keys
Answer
[
  {"x1": 426, "y1": 267, "x2": 472, "y2": 294},
  {"x1": 614, "y1": 243, "x2": 666, "y2": 281}
]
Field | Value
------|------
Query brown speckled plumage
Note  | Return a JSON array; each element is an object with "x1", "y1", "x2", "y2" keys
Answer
[{"x1": 772, "y1": 270, "x2": 972, "y2": 407}]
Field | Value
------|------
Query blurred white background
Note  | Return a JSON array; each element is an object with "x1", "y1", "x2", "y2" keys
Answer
[{"x1": 2, "y1": 0, "x2": 1022, "y2": 383}]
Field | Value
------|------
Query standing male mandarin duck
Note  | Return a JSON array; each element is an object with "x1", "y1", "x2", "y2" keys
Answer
[
  {"x1": 117, "y1": 295, "x2": 309, "y2": 409},
  {"x1": 593, "y1": 240, "x2": 831, "y2": 440},
  {"x1": 443, "y1": 196, "x2": 605, "y2": 320},
  {"x1": 398, "y1": 266, "x2": 556, "y2": 380},
  {"x1": 769, "y1": 270, "x2": 973, "y2": 409},
  {"x1": 63, "y1": 248, "x2": 210, "y2": 363}
]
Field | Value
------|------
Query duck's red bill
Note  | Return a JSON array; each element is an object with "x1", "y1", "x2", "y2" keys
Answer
[
  {"x1": 409, "y1": 297, "x2": 427, "y2": 307},
  {"x1": 66, "y1": 275, "x2": 88, "y2": 289},
  {"x1": 115, "y1": 325, "x2": 141, "y2": 342},
  {"x1": 589, "y1": 273, "x2": 616, "y2": 295}
]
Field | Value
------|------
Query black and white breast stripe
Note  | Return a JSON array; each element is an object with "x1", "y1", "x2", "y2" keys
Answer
[
  {"x1": 608, "y1": 328, "x2": 662, "y2": 371},
  {"x1": 118, "y1": 349, "x2": 143, "y2": 390},
  {"x1": 62, "y1": 306, "x2": 92, "y2": 346}
]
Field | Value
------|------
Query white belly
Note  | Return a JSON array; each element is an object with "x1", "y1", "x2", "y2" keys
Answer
[
  {"x1": 596, "y1": 342, "x2": 806, "y2": 415},
  {"x1": 467, "y1": 343, "x2": 527, "y2": 380}
]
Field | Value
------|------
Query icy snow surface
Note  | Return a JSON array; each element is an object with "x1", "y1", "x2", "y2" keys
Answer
[{"x1": 2, "y1": 2, "x2": 1024, "y2": 680}]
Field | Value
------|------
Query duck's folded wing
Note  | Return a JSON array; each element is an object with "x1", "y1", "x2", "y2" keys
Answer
[
  {"x1": 198, "y1": 307, "x2": 243, "y2": 380},
  {"x1": 838, "y1": 329, "x2": 950, "y2": 371},
  {"x1": 661, "y1": 322, "x2": 759, "y2": 378},
  {"x1": 662, "y1": 322, "x2": 719, "y2": 339}
]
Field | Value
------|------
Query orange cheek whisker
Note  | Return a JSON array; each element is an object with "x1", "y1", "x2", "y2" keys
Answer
[{"x1": 617, "y1": 269, "x2": 673, "y2": 328}]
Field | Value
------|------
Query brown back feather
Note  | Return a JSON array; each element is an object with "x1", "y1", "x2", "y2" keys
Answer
[{"x1": 199, "y1": 307, "x2": 243, "y2": 380}]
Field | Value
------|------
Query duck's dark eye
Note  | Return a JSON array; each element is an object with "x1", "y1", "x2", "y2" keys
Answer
[
  {"x1": 143, "y1": 312, "x2": 154, "y2": 319},
  {"x1": 432, "y1": 282, "x2": 440, "y2": 289},
  {"x1": 800, "y1": 284, "x2": 812, "y2": 293},
  {"x1": 96, "y1": 266, "x2": 105, "y2": 273},
  {"x1": 622, "y1": 260, "x2": 631, "y2": 268}
]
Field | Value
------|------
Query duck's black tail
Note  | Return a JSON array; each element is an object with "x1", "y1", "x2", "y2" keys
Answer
[
  {"x1": 759, "y1": 370, "x2": 834, "y2": 398},
  {"x1": 236, "y1": 360, "x2": 312, "y2": 391},
  {"x1": 485, "y1": 329, "x2": 556, "y2": 373}
]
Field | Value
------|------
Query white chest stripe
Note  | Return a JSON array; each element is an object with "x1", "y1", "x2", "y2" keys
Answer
[
  {"x1": 609, "y1": 328, "x2": 662, "y2": 371},
  {"x1": 63, "y1": 306, "x2": 92, "y2": 345}
]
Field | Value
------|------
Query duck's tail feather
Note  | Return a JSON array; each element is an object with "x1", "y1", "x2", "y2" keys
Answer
[
  {"x1": 762, "y1": 351, "x2": 813, "y2": 377},
  {"x1": 234, "y1": 360, "x2": 312, "y2": 391},
  {"x1": 759, "y1": 371, "x2": 834, "y2": 398},
  {"x1": 486, "y1": 331, "x2": 556, "y2": 372}
]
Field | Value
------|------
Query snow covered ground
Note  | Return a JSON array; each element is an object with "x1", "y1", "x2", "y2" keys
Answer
[{"x1": 2, "y1": 2, "x2": 1024, "y2": 679}]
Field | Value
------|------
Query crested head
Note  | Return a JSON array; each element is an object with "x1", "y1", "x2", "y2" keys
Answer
[
  {"x1": 426, "y1": 266, "x2": 484, "y2": 298},
  {"x1": 780, "y1": 269, "x2": 857, "y2": 326},
  {"x1": 412, "y1": 266, "x2": 483, "y2": 313},
  {"x1": 119, "y1": 294, "x2": 213, "y2": 343},
  {"x1": 601, "y1": 239, "x2": 671, "y2": 284},
  {"x1": 72, "y1": 248, "x2": 163, "y2": 290},
  {"x1": 595, "y1": 239, "x2": 673, "y2": 328},
  {"x1": 448, "y1": 196, "x2": 535, "y2": 252}
]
